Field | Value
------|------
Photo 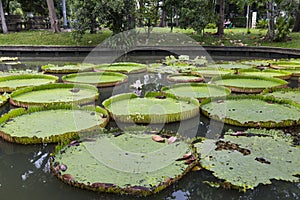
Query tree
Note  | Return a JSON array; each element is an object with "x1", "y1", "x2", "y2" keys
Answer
[
  {"x1": 46, "y1": 0, "x2": 60, "y2": 32},
  {"x1": 216, "y1": 0, "x2": 225, "y2": 37},
  {"x1": 0, "y1": 0, "x2": 8, "y2": 33},
  {"x1": 292, "y1": 1, "x2": 300, "y2": 32},
  {"x1": 178, "y1": 0, "x2": 215, "y2": 35}
]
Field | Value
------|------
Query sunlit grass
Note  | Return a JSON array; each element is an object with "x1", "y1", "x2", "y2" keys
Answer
[{"x1": 0, "y1": 27, "x2": 299, "y2": 49}]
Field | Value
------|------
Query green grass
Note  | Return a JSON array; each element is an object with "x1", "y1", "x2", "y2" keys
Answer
[
  {"x1": 0, "y1": 29, "x2": 112, "y2": 46},
  {"x1": 0, "y1": 27, "x2": 299, "y2": 49}
]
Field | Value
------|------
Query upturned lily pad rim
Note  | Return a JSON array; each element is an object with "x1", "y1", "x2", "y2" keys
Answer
[
  {"x1": 50, "y1": 128, "x2": 197, "y2": 196},
  {"x1": 61, "y1": 72, "x2": 128, "y2": 87},
  {"x1": 41, "y1": 63, "x2": 94, "y2": 73},
  {"x1": 210, "y1": 74, "x2": 288, "y2": 93},
  {"x1": 261, "y1": 87, "x2": 300, "y2": 104},
  {"x1": 9, "y1": 83, "x2": 99, "y2": 108},
  {"x1": 102, "y1": 92, "x2": 200, "y2": 124},
  {"x1": 161, "y1": 83, "x2": 231, "y2": 101},
  {"x1": 239, "y1": 59, "x2": 271, "y2": 67},
  {"x1": 166, "y1": 73, "x2": 205, "y2": 83},
  {"x1": 238, "y1": 68, "x2": 292, "y2": 80},
  {"x1": 0, "y1": 105, "x2": 109, "y2": 144},
  {"x1": 0, "y1": 74, "x2": 59, "y2": 92},
  {"x1": 94, "y1": 62, "x2": 147, "y2": 74},
  {"x1": 200, "y1": 94, "x2": 300, "y2": 128},
  {"x1": 0, "y1": 94, "x2": 8, "y2": 107}
]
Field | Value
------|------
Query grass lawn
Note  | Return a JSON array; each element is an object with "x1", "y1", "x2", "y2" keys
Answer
[{"x1": 0, "y1": 27, "x2": 299, "y2": 49}]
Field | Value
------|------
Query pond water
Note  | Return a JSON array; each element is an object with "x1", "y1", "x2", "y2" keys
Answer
[{"x1": 0, "y1": 60, "x2": 299, "y2": 200}]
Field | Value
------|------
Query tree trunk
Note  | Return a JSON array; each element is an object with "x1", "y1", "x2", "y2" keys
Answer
[
  {"x1": 292, "y1": 2, "x2": 300, "y2": 32},
  {"x1": 46, "y1": 0, "x2": 60, "y2": 33},
  {"x1": 266, "y1": 0, "x2": 275, "y2": 41},
  {"x1": 159, "y1": 0, "x2": 166, "y2": 27},
  {"x1": 217, "y1": 0, "x2": 225, "y2": 37},
  {"x1": 0, "y1": 0, "x2": 8, "y2": 34}
]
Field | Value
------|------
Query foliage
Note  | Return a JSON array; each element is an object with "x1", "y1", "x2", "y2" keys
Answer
[
  {"x1": 256, "y1": 19, "x2": 268, "y2": 29},
  {"x1": 274, "y1": 16, "x2": 294, "y2": 42},
  {"x1": 178, "y1": 0, "x2": 216, "y2": 35}
]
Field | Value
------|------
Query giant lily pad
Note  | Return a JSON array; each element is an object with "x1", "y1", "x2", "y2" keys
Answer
[
  {"x1": 161, "y1": 83, "x2": 231, "y2": 102},
  {"x1": 200, "y1": 95, "x2": 300, "y2": 128},
  {"x1": 0, "y1": 74, "x2": 58, "y2": 92},
  {"x1": 50, "y1": 128, "x2": 196, "y2": 196},
  {"x1": 262, "y1": 88, "x2": 300, "y2": 104},
  {"x1": 94, "y1": 62, "x2": 147, "y2": 74},
  {"x1": 148, "y1": 63, "x2": 198, "y2": 74},
  {"x1": 240, "y1": 60, "x2": 271, "y2": 67},
  {"x1": 41, "y1": 63, "x2": 94, "y2": 73},
  {"x1": 270, "y1": 59, "x2": 300, "y2": 69},
  {"x1": 9, "y1": 83, "x2": 99, "y2": 107},
  {"x1": 195, "y1": 129, "x2": 300, "y2": 191},
  {"x1": 208, "y1": 63, "x2": 253, "y2": 70},
  {"x1": 238, "y1": 69, "x2": 291, "y2": 80},
  {"x1": 191, "y1": 67, "x2": 233, "y2": 78},
  {"x1": 0, "y1": 105, "x2": 109, "y2": 144},
  {"x1": 282, "y1": 67, "x2": 300, "y2": 77},
  {"x1": 103, "y1": 92, "x2": 200, "y2": 124},
  {"x1": 210, "y1": 75, "x2": 288, "y2": 93},
  {"x1": 167, "y1": 73, "x2": 205, "y2": 83},
  {"x1": 62, "y1": 72, "x2": 128, "y2": 87}
]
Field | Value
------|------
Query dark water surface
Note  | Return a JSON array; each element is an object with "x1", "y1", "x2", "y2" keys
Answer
[{"x1": 0, "y1": 60, "x2": 299, "y2": 200}]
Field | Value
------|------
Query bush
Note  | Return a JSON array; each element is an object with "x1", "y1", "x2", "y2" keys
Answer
[
  {"x1": 256, "y1": 19, "x2": 268, "y2": 29},
  {"x1": 232, "y1": 17, "x2": 246, "y2": 27},
  {"x1": 205, "y1": 23, "x2": 217, "y2": 29}
]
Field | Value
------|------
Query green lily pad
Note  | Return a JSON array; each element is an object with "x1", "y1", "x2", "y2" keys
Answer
[
  {"x1": 0, "y1": 74, "x2": 58, "y2": 92},
  {"x1": 161, "y1": 83, "x2": 231, "y2": 101},
  {"x1": 103, "y1": 92, "x2": 200, "y2": 124},
  {"x1": 167, "y1": 73, "x2": 205, "y2": 83},
  {"x1": 10, "y1": 83, "x2": 99, "y2": 107},
  {"x1": 270, "y1": 59, "x2": 300, "y2": 69},
  {"x1": 238, "y1": 69, "x2": 291, "y2": 80},
  {"x1": 41, "y1": 63, "x2": 95, "y2": 73},
  {"x1": 240, "y1": 60, "x2": 271, "y2": 67},
  {"x1": 50, "y1": 128, "x2": 196, "y2": 195},
  {"x1": 62, "y1": 72, "x2": 128, "y2": 87},
  {"x1": 0, "y1": 105, "x2": 109, "y2": 144},
  {"x1": 148, "y1": 63, "x2": 198, "y2": 74},
  {"x1": 282, "y1": 67, "x2": 300, "y2": 77},
  {"x1": 262, "y1": 88, "x2": 300, "y2": 104},
  {"x1": 208, "y1": 63, "x2": 253, "y2": 70},
  {"x1": 210, "y1": 75, "x2": 288, "y2": 93},
  {"x1": 200, "y1": 95, "x2": 300, "y2": 127},
  {"x1": 191, "y1": 67, "x2": 233, "y2": 78},
  {"x1": 94, "y1": 62, "x2": 147, "y2": 74},
  {"x1": 195, "y1": 129, "x2": 300, "y2": 190}
]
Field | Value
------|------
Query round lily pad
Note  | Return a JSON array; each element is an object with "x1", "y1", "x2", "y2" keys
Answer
[
  {"x1": 270, "y1": 60, "x2": 300, "y2": 69},
  {"x1": 0, "y1": 74, "x2": 58, "y2": 92},
  {"x1": 62, "y1": 72, "x2": 128, "y2": 87},
  {"x1": 0, "y1": 105, "x2": 109, "y2": 144},
  {"x1": 167, "y1": 73, "x2": 205, "y2": 83},
  {"x1": 161, "y1": 83, "x2": 231, "y2": 101},
  {"x1": 238, "y1": 69, "x2": 291, "y2": 80},
  {"x1": 191, "y1": 67, "x2": 233, "y2": 78},
  {"x1": 9, "y1": 83, "x2": 99, "y2": 107},
  {"x1": 94, "y1": 62, "x2": 147, "y2": 74},
  {"x1": 262, "y1": 88, "x2": 300, "y2": 104},
  {"x1": 148, "y1": 63, "x2": 197, "y2": 74},
  {"x1": 195, "y1": 129, "x2": 300, "y2": 191},
  {"x1": 208, "y1": 63, "x2": 253, "y2": 70},
  {"x1": 41, "y1": 63, "x2": 94, "y2": 73},
  {"x1": 282, "y1": 68, "x2": 300, "y2": 77},
  {"x1": 200, "y1": 95, "x2": 300, "y2": 127},
  {"x1": 50, "y1": 128, "x2": 196, "y2": 196},
  {"x1": 210, "y1": 75, "x2": 288, "y2": 93},
  {"x1": 240, "y1": 60, "x2": 270, "y2": 67},
  {"x1": 103, "y1": 92, "x2": 200, "y2": 124}
]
